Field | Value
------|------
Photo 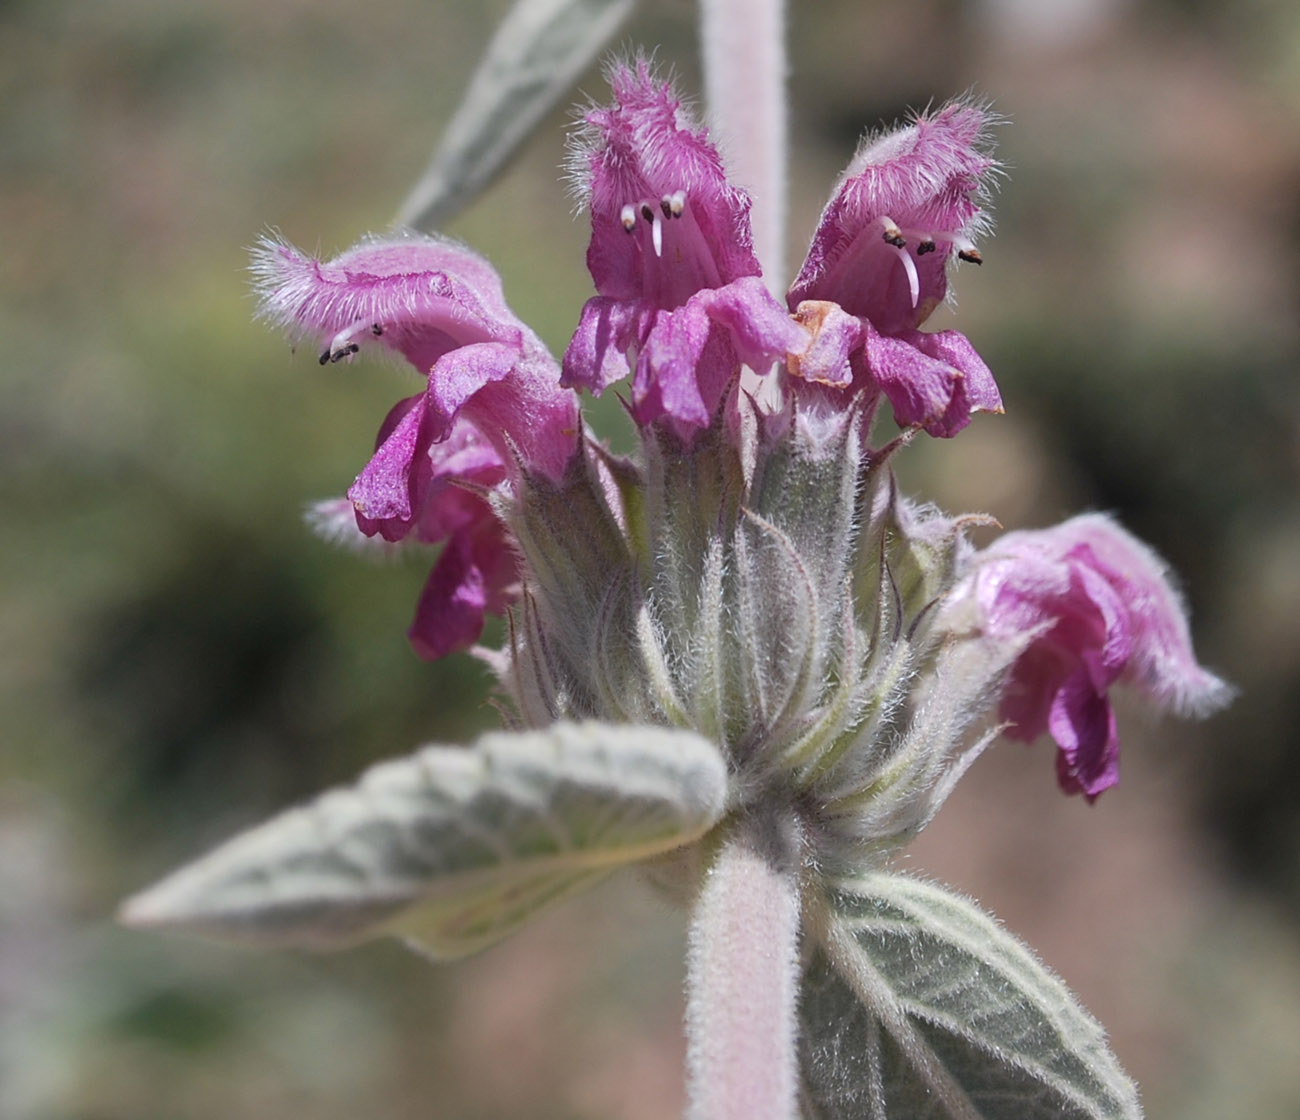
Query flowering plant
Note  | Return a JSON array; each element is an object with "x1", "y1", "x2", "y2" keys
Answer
[{"x1": 122, "y1": 2, "x2": 1229, "y2": 1117}]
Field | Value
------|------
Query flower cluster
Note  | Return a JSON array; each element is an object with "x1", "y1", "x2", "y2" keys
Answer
[{"x1": 253, "y1": 59, "x2": 1227, "y2": 810}]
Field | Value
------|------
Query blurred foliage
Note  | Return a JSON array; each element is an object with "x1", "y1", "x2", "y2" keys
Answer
[{"x1": 3, "y1": 0, "x2": 1300, "y2": 1117}]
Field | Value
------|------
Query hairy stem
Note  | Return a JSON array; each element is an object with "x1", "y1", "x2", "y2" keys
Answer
[
  {"x1": 685, "y1": 818, "x2": 802, "y2": 1120},
  {"x1": 699, "y1": 0, "x2": 788, "y2": 293}
]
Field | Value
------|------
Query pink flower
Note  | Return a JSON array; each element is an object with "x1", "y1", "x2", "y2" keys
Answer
[
  {"x1": 561, "y1": 59, "x2": 807, "y2": 439},
  {"x1": 787, "y1": 102, "x2": 1002, "y2": 437},
  {"x1": 407, "y1": 512, "x2": 517, "y2": 661},
  {"x1": 252, "y1": 231, "x2": 576, "y2": 658},
  {"x1": 252, "y1": 231, "x2": 580, "y2": 483},
  {"x1": 967, "y1": 514, "x2": 1231, "y2": 799}
]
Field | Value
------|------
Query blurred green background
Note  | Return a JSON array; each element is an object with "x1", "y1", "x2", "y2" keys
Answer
[{"x1": 3, "y1": 0, "x2": 1300, "y2": 1116}]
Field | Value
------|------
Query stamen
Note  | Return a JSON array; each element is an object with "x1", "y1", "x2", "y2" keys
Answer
[
  {"x1": 621, "y1": 204, "x2": 637, "y2": 232},
  {"x1": 916, "y1": 238, "x2": 937, "y2": 256},
  {"x1": 640, "y1": 203, "x2": 655, "y2": 223},
  {"x1": 371, "y1": 323, "x2": 384, "y2": 336},
  {"x1": 891, "y1": 244, "x2": 920, "y2": 309},
  {"x1": 881, "y1": 217, "x2": 907, "y2": 248},
  {"x1": 652, "y1": 213, "x2": 664, "y2": 258},
  {"x1": 319, "y1": 348, "x2": 331, "y2": 365},
  {"x1": 952, "y1": 234, "x2": 983, "y2": 265},
  {"x1": 666, "y1": 190, "x2": 686, "y2": 218},
  {"x1": 660, "y1": 196, "x2": 674, "y2": 221},
  {"x1": 327, "y1": 342, "x2": 361, "y2": 363}
]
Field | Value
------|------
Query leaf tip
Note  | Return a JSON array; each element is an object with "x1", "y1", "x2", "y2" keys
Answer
[{"x1": 117, "y1": 877, "x2": 188, "y2": 932}]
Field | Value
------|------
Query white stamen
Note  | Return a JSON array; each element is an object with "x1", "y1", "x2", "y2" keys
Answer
[
  {"x1": 668, "y1": 190, "x2": 686, "y2": 217},
  {"x1": 891, "y1": 244, "x2": 920, "y2": 308},
  {"x1": 652, "y1": 214, "x2": 664, "y2": 258},
  {"x1": 620, "y1": 204, "x2": 637, "y2": 232},
  {"x1": 321, "y1": 326, "x2": 365, "y2": 364}
]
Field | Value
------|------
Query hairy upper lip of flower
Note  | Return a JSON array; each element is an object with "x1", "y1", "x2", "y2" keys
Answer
[
  {"x1": 571, "y1": 58, "x2": 762, "y2": 308},
  {"x1": 787, "y1": 102, "x2": 996, "y2": 330}
]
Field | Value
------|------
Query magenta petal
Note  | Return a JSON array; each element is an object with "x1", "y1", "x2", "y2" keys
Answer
[
  {"x1": 428, "y1": 334, "x2": 580, "y2": 482},
  {"x1": 1072, "y1": 559, "x2": 1134, "y2": 679},
  {"x1": 861, "y1": 322, "x2": 963, "y2": 437},
  {"x1": 408, "y1": 534, "x2": 490, "y2": 660},
  {"x1": 561, "y1": 296, "x2": 652, "y2": 395},
  {"x1": 414, "y1": 484, "x2": 497, "y2": 548},
  {"x1": 691, "y1": 276, "x2": 809, "y2": 375},
  {"x1": 574, "y1": 57, "x2": 761, "y2": 310},
  {"x1": 349, "y1": 404, "x2": 506, "y2": 545},
  {"x1": 628, "y1": 278, "x2": 808, "y2": 436},
  {"x1": 1066, "y1": 520, "x2": 1233, "y2": 715},
  {"x1": 635, "y1": 303, "x2": 712, "y2": 431},
  {"x1": 861, "y1": 323, "x2": 1000, "y2": 437},
  {"x1": 1049, "y1": 671, "x2": 1120, "y2": 800},
  {"x1": 425, "y1": 341, "x2": 523, "y2": 440},
  {"x1": 909, "y1": 329, "x2": 1002, "y2": 419},
  {"x1": 408, "y1": 524, "x2": 518, "y2": 661},
  {"x1": 1005, "y1": 516, "x2": 1232, "y2": 715},
  {"x1": 413, "y1": 438, "x2": 506, "y2": 546},
  {"x1": 348, "y1": 396, "x2": 431, "y2": 539},
  {"x1": 998, "y1": 640, "x2": 1069, "y2": 747}
]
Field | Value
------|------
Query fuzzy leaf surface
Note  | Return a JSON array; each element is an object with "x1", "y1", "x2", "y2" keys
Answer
[
  {"x1": 800, "y1": 872, "x2": 1142, "y2": 1120},
  {"x1": 397, "y1": 0, "x2": 636, "y2": 231},
  {"x1": 122, "y1": 721, "x2": 727, "y2": 958}
]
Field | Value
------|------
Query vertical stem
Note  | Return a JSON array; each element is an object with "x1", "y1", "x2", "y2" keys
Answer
[
  {"x1": 685, "y1": 822, "x2": 802, "y2": 1120},
  {"x1": 699, "y1": 0, "x2": 788, "y2": 294}
]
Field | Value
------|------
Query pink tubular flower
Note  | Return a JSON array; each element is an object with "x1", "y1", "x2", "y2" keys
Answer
[
  {"x1": 251, "y1": 231, "x2": 575, "y2": 658},
  {"x1": 967, "y1": 514, "x2": 1231, "y2": 799},
  {"x1": 787, "y1": 101, "x2": 1002, "y2": 437},
  {"x1": 252, "y1": 230, "x2": 580, "y2": 483},
  {"x1": 562, "y1": 58, "x2": 807, "y2": 438}
]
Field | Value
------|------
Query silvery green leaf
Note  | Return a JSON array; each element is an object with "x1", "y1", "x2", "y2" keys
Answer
[
  {"x1": 121, "y1": 721, "x2": 727, "y2": 959},
  {"x1": 397, "y1": 0, "x2": 636, "y2": 231},
  {"x1": 800, "y1": 873, "x2": 1142, "y2": 1120}
]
